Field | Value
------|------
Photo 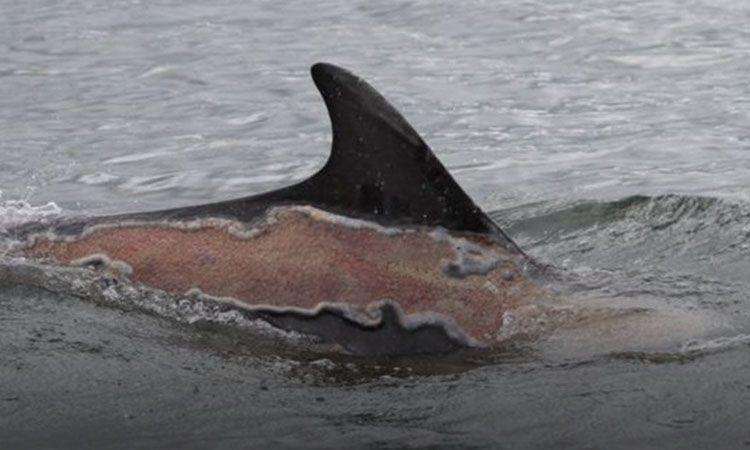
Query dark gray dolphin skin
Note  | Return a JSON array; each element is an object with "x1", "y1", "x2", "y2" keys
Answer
[{"x1": 10, "y1": 63, "x2": 537, "y2": 356}]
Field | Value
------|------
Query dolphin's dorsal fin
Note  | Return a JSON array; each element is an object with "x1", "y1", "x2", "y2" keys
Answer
[{"x1": 259, "y1": 63, "x2": 519, "y2": 250}]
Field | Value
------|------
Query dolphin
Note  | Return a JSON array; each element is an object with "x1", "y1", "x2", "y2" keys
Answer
[{"x1": 5, "y1": 63, "x2": 547, "y2": 356}]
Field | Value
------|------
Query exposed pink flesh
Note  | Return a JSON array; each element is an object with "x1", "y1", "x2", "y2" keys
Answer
[{"x1": 20, "y1": 210, "x2": 543, "y2": 341}]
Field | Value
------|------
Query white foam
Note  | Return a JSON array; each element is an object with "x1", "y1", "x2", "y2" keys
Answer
[
  {"x1": 0, "y1": 198, "x2": 63, "y2": 257},
  {"x1": 0, "y1": 200, "x2": 62, "y2": 231},
  {"x1": 680, "y1": 334, "x2": 750, "y2": 354}
]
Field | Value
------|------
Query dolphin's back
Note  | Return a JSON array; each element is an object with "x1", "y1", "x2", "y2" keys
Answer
[{"x1": 8, "y1": 63, "x2": 541, "y2": 355}]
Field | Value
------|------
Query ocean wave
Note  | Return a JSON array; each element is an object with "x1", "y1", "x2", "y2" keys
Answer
[
  {"x1": 500, "y1": 194, "x2": 750, "y2": 283},
  {"x1": 502, "y1": 194, "x2": 750, "y2": 241},
  {"x1": 609, "y1": 333, "x2": 750, "y2": 364}
]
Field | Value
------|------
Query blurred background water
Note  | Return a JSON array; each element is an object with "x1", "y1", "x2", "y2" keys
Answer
[{"x1": 1, "y1": 0, "x2": 749, "y2": 448}]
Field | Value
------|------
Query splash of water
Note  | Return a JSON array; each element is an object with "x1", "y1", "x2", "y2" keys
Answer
[{"x1": 0, "y1": 195, "x2": 62, "y2": 232}]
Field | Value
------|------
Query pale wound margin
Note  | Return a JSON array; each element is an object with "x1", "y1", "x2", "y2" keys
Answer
[
  {"x1": 70, "y1": 253, "x2": 134, "y2": 278},
  {"x1": 270, "y1": 205, "x2": 407, "y2": 236},
  {"x1": 12, "y1": 216, "x2": 264, "y2": 248},
  {"x1": 6, "y1": 205, "x2": 406, "y2": 250}
]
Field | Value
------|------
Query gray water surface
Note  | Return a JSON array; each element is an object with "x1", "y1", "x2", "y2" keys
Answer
[{"x1": 2, "y1": 0, "x2": 750, "y2": 448}]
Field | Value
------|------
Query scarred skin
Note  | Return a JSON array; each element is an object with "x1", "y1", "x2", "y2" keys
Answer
[
  {"x1": 8, "y1": 63, "x2": 550, "y2": 349},
  {"x1": 18, "y1": 208, "x2": 544, "y2": 343}
]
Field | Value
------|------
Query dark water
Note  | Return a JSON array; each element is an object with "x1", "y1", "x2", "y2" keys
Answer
[{"x1": 2, "y1": 0, "x2": 750, "y2": 448}]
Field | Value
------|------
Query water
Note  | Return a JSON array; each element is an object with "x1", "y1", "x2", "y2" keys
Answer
[{"x1": 2, "y1": 0, "x2": 750, "y2": 448}]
